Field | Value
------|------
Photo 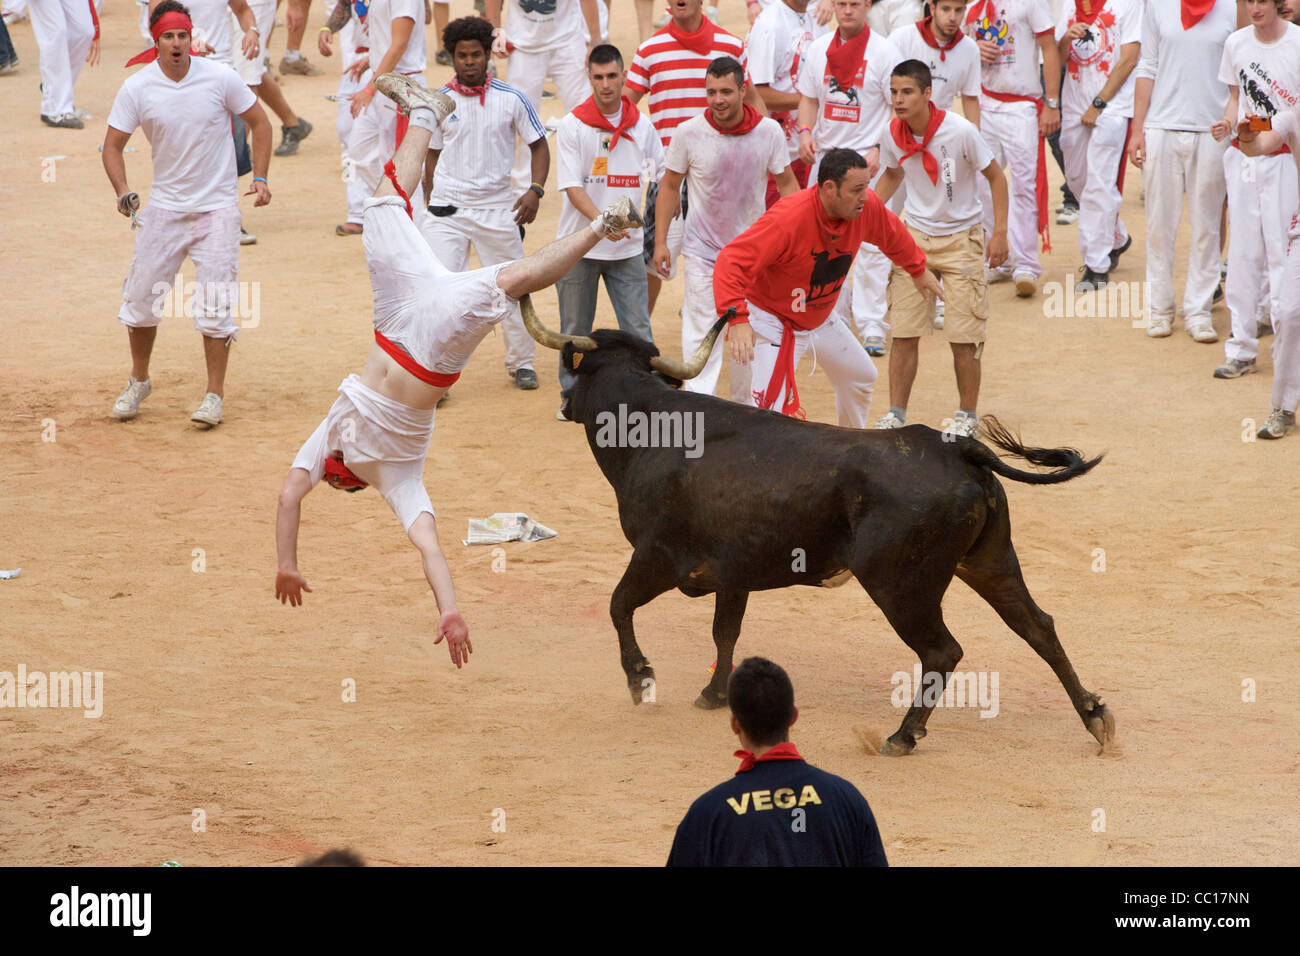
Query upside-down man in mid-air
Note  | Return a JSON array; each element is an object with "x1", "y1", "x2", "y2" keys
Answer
[{"x1": 273, "y1": 73, "x2": 642, "y2": 666}]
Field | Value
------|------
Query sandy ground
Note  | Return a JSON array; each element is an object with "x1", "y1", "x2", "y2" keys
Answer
[{"x1": 2, "y1": 3, "x2": 1298, "y2": 867}]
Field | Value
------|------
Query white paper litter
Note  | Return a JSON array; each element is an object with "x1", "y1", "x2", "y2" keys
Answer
[
  {"x1": 0, "y1": 568, "x2": 21, "y2": 580},
  {"x1": 463, "y1": 513, "x2": 557, "y2": 546}
]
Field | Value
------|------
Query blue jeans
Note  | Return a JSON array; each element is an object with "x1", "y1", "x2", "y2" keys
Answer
[
  {"x1": 0, "y1": 15, "x2": 16, "y2": 66},
  {"x1": 556, "y1": 254, "x2": 653, "y2": 394}
]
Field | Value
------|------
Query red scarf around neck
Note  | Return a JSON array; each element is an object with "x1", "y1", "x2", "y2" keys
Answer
[
  {"x1": 1073, "y1": 0, "x2": 1107, "y2": 25},
  {"x1": 1181, "y1": 0, "x2": 1215, "y2": 28},
  {"x1": 571, "y1": 95, "x2": 640, "y2": 150},
  {"x1": 447, "y1": 78, "x2": 490, "y2": 105},
  {"x1": 704, "y1": 103, "x2": 763, "y2": 136},
  {"x1": 916, "y1": 16, "x2": 961, "y2": 61},
  {"x1": 666, "y1": 16, "x2": 718, "y2": 57},
  {"x1": 826, "y1": 25, "x2": 870, "y2": 92},
  {"x1": 735, "y1": 742, "x2": 805, "y2": 774},
  {"x1": 890, "y1": 103, "x2": 947, "y2": 185}
]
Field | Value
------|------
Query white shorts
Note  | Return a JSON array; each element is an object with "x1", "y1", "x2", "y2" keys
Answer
[
  {"x1": 232, "y1": 0, "x2": 276, "y2": 86},
  {"x1": 364, "y1": 197, "x2": 518, "y2": 377},
  {"x1": 118, "y1": 204, "x2": 242, "y2": 338}
]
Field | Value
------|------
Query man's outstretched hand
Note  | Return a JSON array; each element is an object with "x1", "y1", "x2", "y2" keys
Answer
[
  {"x1": 435, "y1": 610, "x2": 472, "y2": 668},
  {"x1": 276, "y1": 570, "x2": 312, "y2": 606}
]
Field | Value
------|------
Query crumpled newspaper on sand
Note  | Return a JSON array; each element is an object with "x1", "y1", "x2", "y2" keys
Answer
[{"x1": 463, "y1": 513, "x2": 557, "y2": 546}]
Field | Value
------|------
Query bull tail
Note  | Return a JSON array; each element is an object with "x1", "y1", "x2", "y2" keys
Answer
[{"x1": 960, "y1": 415, "x2": 1103, "y2": 485}]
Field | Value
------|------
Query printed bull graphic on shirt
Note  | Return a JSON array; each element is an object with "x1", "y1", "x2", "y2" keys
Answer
[
  {"x1": 808, "y1": 248, "x2": 853, "y2": 302},
  {"x1": 1242, "y1": 76, "x2": 1278, "y2": 118},
  {"x1": 826, "y1": 76, "x2": 859, "y2": 107},
  {"x1": 518, "y1": 0, "x2": 558, "y2": 13}
]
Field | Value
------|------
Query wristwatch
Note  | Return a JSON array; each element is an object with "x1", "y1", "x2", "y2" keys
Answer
[
  {"x1": 1092, "y1": 96, "x2": 1108, "y2": 110},
  {"x1": 528, "y1": 183, "x2": 545, "y2": 199},
  {"x1": 1045, "y1": 97, "x2": 1060, "y2": 110}
]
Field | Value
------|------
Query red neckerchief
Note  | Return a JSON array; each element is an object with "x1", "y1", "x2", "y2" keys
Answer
[
  {"x1": 734, "y1": 742, "x2": 805, "y2": 774},
  {"x1": 447, "y1": 77, "x2": 489, "y2": 105},
  {"x1": 826, "y1": 25, "x2": 870, "y2": 92},
  {"x1": 572, "y1": 95, "x2": 640, "y2": 150},
  {"x1": 323, "y1": 456, "x2": 368, "y2": 491},
  {"x1": 1073, "y1": 0, "x2": 1107, "y2": 25},
  {"x1": 1180, "y1": 0, "x2": 1215, "y2": 28},
  {"x1": 891, "y1": 102, "x2": 947, "y2": 185},
  {"x1": 965, "y1": 0, "x2": 996, "y2": 26},
  {"x1": 916, "y1": 16, "x2": 961, "y2": 61},
  {"x1": 125, "y1": 11, "x2": 192, "y2": 66},
  {"x1": 666, "y1": 16, "x2": 718, "y2": 57},
  {"x1": 704, "y1": 103, "x2": 763, "y2": 136}
]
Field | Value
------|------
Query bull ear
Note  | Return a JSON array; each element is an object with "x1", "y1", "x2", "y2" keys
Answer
[
  {"x1": 521, "y1": 295, "x2": 596, "y2": 352},
  {"x1": 649, "y1": 309, "x2": 732, "y2": 380}
]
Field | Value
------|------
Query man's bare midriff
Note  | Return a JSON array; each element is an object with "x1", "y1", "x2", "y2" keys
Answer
[{"x1": 359, "y1": 343, "x2": 449, "y2": 410}]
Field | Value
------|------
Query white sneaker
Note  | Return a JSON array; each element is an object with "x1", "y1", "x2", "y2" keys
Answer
[
  {"x1": 191, "y1": 392, "x2": 223, "y2": 427},
  {"x1": 1013, "y1": 272, "x2": 1037, "y2": 298},
  {"x1": 1147, "y1": 315, "x2": 1173, "y2": 338},
  {"x1": 1056, "y1": 205, "x2": 1079, "y2": 225},
  {"x1": 1186, "y1": 322, "x2": 1218, "y2": 344},
  {"x1": 73, "y1": 107, "x2": 92, "y2": 121},
  {"x1": 932, "y1": 298, "x2": 945, "y2": 330},
  {"x1": 873, "y1": 411, "x2": 905, "y2": 430},
  {"x1": 985, "y1": 265, "x2": 1012, "y2": 284},
  {"x1": 112, "y1": 376, "x2": 152, "y2": 419},
  {"x1": 373, "y1": 72, "x2": 456, "y2": 124},
  {"x1": 947, "y1": 414, "x2": 979, "y2": 439}
]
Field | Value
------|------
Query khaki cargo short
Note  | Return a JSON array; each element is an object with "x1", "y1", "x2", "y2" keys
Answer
[{"x1": 887, "y1": 223, "x2": 989, "y2": 344}]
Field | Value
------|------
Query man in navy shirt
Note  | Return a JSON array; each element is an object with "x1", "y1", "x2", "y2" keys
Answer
[{"x1": 666, "y1": 657, "x2": 888, "y2": 867}]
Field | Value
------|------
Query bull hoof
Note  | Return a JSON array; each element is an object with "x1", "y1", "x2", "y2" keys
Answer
[
  {"x1": 693, "y1": 687, "x2": 727, "y2": 710},
  {"x1": 627, "y1": 663, "x2": 656, "y2": 705},
  {"x1": 1086, "y1": 701, "x2": 1116, "y2": 751},
  {"x1": 877, "y1": 734, "x2": 915, "y2": 756}
]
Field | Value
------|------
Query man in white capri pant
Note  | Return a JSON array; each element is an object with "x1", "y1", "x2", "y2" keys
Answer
[
  {"x1": 231, "y1": 0, "x2": 314, "y2": 156},
  {"x1": 654, "y1": 56, "x2": 797, "y2": 401},
  {"x1": 1128, "y1": 0, "x2": 1234, "y2": 342},
  {"x1": 27, "y1": 0, "x2": 99, "y2": 127},
  {"x1": 103, "y1": 1, "x2": 272, "y2": 428},
  {"x1": 274, "y1": 73, "x2": 643, "y2": 662},
  {"x1": 420, "y1": 15, "x2": 550, "y2": 389},
  {"x1": 1209, "y1": 0, "x2": 1300, "y2": 379}
]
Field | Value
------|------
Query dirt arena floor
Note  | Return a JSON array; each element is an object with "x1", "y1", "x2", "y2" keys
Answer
[{"x1": 2, "y1": 3, "x2": 1298, "y2": 867}]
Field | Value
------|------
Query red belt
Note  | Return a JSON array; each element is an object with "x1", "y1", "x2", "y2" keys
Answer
[
  {"x1": 374, "y1": 330, "x2": 460, "y2": 387},
  {"x1": 356, "y1": 46, "x2": 369, "y2": 53},
  {"x1": 981, "y1": 86, "x2": 1050, "y2": 253},
  {"x1": 1231, "y1": 137, "x2": 1292, "y2": 156}
]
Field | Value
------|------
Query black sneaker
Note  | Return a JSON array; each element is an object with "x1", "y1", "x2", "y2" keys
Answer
[
  {"x1": 1212, "y1": 282, "x2": 1224, "y2": 304},
  {"x1": 1109, "y1": 235, "x2": 1132, "y2": 271},
  {"x1": 1075, "y1": 267, "x2": 1109, "y2": 293},
  {"x1": 513, "y1": 368, "x2": 539, "y2": 390},
  {"x1": 435, "y1": 50, "x2": 452, "y2": 67},
  {"x1": 274, "y1": 118, "x2": 313, "y2": 157}
]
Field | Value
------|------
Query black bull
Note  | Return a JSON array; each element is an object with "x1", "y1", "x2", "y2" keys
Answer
[{"x1": 522, "y1": 300, "x2": 1116, "y2": 755}]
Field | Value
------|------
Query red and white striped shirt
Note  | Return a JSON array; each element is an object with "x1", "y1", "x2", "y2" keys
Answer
[{"x1": 626, "y1": 22, "x2": 746, "y2": 148}]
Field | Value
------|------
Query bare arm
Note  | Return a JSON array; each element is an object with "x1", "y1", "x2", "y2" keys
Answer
[
  {"x1": 240, "y1": 100, "x2": 273, "y2": 204},
  {"x1": 1037, "y1": 32, "x2": 1060, "y2": 136},
  {"x1": 102, "y1": 126, "x2": 132, "y2": 204},
  {"x1": 774, "y1": 166, "x2": 799, "y2": 197},
  {"x1": 981, "y1": 159, "x2": 1009, "y2": 268},
  {"x1": 421, "y1": 148, "x2": 442, "y2": 201},
  {"x1": 1096, "y1": 41, "x2": 1140, "y2": 104},
  {"x1": 625, "y1": 87, "x2": 644, "y2": 106},
  {"x1": 653, "y1": 167, "x2": 685, "y2": 277},
  {"x1": 407, "y1": 513, "x2": 472, "y2": 668},
  {"x1": 275, "y1": 469, "x2": 315, "y2": 606},
  {"x1": 796, "y1": 94, "x2": 818, "y2": 163},
  {"x1": 1129, "y1": 76, "x2": 1152, "y2": 167},
  {"x1": 564, "y1": 185, "x2": 602, "y2": 221},
  {"x1": 228, "y1": 0, "x2": 260, "y2": 58},
  {"x1": 744, "y1": 81, "x2": 770, "y2": 117},
  {"x1": 579, "y1": 0, "x2": 601, "y2": 47},
  {"x1": 352, "y1": 16, "x2": 414, "y2": 116},
  {"x1": 485, "y1": 0, "x2": 502, "y2": 27},
  {"x1": 961, "y1": 94, "x2": 980, "y2": 129},
  {"x1": 318, "y1": 0, "x2": 350, "y2": 55},
  {"x1": 513, "y1": 137, "x2": 551, "y2": 225},
  {"x1": 873, "y1": 165, "x2": 904, "y2": 203},
  {"x1": 755, "y1": 84, "x2": 801, "y2": 112},
  {"x1": 1236, "y1": 120, "x2": 1285, "y2": 156}
]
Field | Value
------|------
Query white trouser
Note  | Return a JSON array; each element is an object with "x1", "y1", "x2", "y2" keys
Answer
[
  {"x1": 1142, "y1": 128, "x2": 1228, "y2": 327},
  {"x1": 28, "y1": 0, "x2": 94, "y2": 117},
  {"x1": 506, "y1": 37, "x2": 589, "y2": 193},
  {"x1": 1060, "y1": 111, "x2": 1130, "y2": 274},
  {"x1": 232, "y1": 0, "x2": 275, "y2": 85},
  {"x1": 419, "y1": 205, "x2": 535, "y2": 373},
  {"x1": 681, "y1": 254, "x2": 751, "y2": 402},
  {"x1": 867, "y1": 0, "x2": 924, "y2": 34},
  {"x1": 978, "y1": 102, "x2": 1042, "y2": 278},
  {"x1": 1223, "y1": 148, "x2": 1297, "y2": 362},
  {"x1": 348, "y1": 91, "x2": 426, "y2": 228},
  {"x1": 338, "y1": 24, "x2": 372, "y2": 224},
  {"x1": 746, "y1": 305, "x2": 878, "y2": 427},
  {"x1": 1272, "y1": 215, "x2": 1300, "y2": 412}
]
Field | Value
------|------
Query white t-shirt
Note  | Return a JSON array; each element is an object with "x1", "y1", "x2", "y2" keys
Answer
[
  {"x1": 1135, "y1": 0, "x2": 1235, "y2": 131},
  {"x1": 429, "y1": 79, "x2": 547, "y2": 207},
  {"x1": 556, "y1": 108, "x2": 663, "y2": 260},
  {"x1": 891, "y1": 20, "x2": 982, "y2": 111},
  {"x1": 1219, "y1": 24, "x2": 1300, "y2": 129},
  {"x1": 188, "y1": 0, "x2": 235, "y2": 66},
  {"x1": 503, "y1": 0, "x2": 585, "y2": 54},
  {"x1": 664, "y1": 113, "x2": 790, "y2": 261},
  {"x1": 965, "y1": 0, "x2": 1055, "y2": 106},
  {"x1": 367, "y1": 0, "x2": 426, "y2": 76},
  {"x1": 880, "y1": 109, "x2": 993, "y2": 234},
  {"x1": 797, "y1": 27, "x2": 903, "y2": 151},
  {"x1": 108, "y1": 57, "x2": 257, "y2": 213},
  {"x1": 1055, "y1": 0, "x2": 1141, "y2": 119},
  {"x1": 745, "y1": 0, "x2": 832, "y2": 157}
]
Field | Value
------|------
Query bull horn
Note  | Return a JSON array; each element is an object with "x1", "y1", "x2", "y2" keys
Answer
[
  {"x1": 520, "y1": 294, "x2": 596, "y2": 352},
  {"x1": 650, "y1": 309, "x2": 734, "y2": 381}
]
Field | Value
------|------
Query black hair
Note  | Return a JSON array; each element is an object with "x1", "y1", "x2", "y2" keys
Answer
[
  {"x1": 892, "y1": 58, "x2": 933, "y2": 92},
  {"x1": 706, "y1": 55, "x2": 745, "y2": 89},
  {"x1": 728, "y1": 657, "x2": 796, "y2": 748},
  {"x1": 817, "y1": 147, "x2": 868, "y2": 187},
  {"x1": 442, "y1": 16, "x2": 494, "y2": 57},
  {"x1": 150, "y1": 0, "x2": 192, "y2": 30},
  {"x1": 588, "y1": 43, "x2": 624, "y2": 70}
]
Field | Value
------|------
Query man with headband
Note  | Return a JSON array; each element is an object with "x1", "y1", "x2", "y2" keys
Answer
[
  {"x1": 273, "y1": 73, "x2": 642, "y2": 667},
  {"x1": 103, "y1": 0, "x2": 273, "y2": 428}
]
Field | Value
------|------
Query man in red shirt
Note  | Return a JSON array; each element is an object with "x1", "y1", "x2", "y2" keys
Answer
[{"x1": 714, "y1": 147, "x2": 940, "y2": 427}]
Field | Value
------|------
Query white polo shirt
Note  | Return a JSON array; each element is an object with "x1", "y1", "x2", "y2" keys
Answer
[
  {"x1": 1056, "y1": 0, "x2": 1141, "y2": 120},
  {"x1": 502, "y1": 0, "x2": 584, "y2": 54},
  {"x1": 1134, "y1": 0, "x2": 1234, "y2": 131},
  {"x1": 556, "y1": 108, "x2": 663, "y2": 260},
  {"x1": 965, "y1": 0, "x2": 1055, "y2": 108},
  {"x1": 746, "y1": 0, "x2": 832, "y2": 158},
  {"x1": 1219, "y1": 23, "x2": 1300, "y2": 128},
  {"x1": 429, "y1": 79, "x2": 547, "y2": 208},
  {"x1": 665, "y1": 113, "x2": 790, "y2": 262},
  {"x1": 108, "y1": 57, "x2": 257, "y2": 213},
  {"x1": 367, "y1": 0, "x2": 426, "y2": 76},
  {"x1": 891, "y1": 21, "x2": 981, "y2": 111},
  {"x1": 879, "y1": 109, "x2": 993, "y2": 235},
  {"x1": 797, "y1": 27, "x2": 902, "y2": 152}
]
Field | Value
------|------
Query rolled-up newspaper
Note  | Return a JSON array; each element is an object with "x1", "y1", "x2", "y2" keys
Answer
[{"x1": 463, "y1": 513, "x2": 557, "y2": 546}]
